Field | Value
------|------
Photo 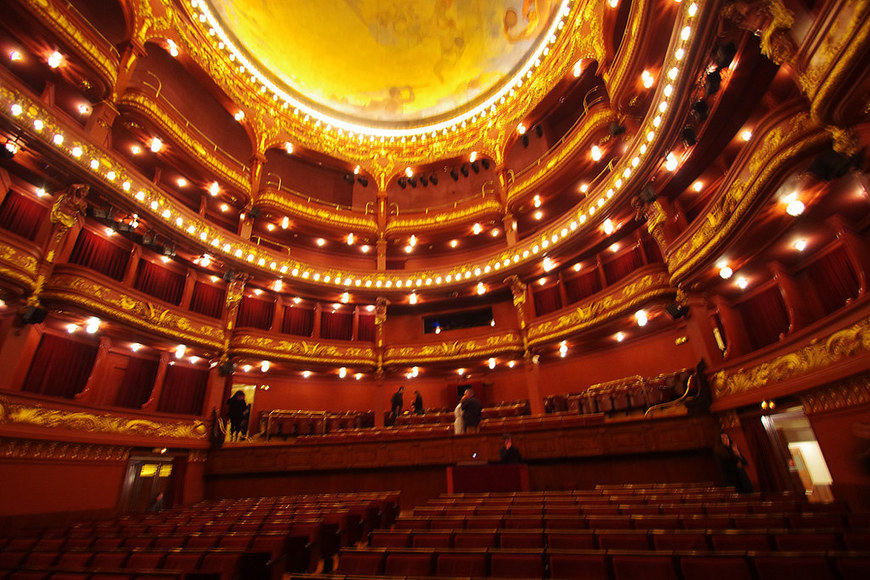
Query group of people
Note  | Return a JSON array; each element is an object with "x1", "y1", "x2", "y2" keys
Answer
[{"x1": 389, "y1": 386, "x2": 424, "y2": 425}]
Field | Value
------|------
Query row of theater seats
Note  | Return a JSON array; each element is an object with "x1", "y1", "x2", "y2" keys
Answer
[
  {"x1": 393, "y1": 402, "x2": 532, "y2": 428},
  {"x1": 544, "y1": 370, "x2": 692, "y2": 416},
  {"x1": 260, "y1": 410, "x2": 376, "y2": 439},
  {"x1": 315, "y1": 547, "x2": 869, "y2": 579},
  {"x1": 0, "y1": 492, "x2": 399, "y2": 580}
]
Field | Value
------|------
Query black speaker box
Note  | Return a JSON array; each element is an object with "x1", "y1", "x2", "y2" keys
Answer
[
  {"x1": 22, "y1": 306, "x2": 48, "y2": 324},
  {"x1": 666, "y1": 302, "x2": 688, "y2": 320}
]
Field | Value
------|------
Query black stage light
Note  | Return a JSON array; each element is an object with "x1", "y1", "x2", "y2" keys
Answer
[
  {"x1": 521, "y1": 134, "x2": 530, "y2": 147},
  {"x1": 398, "y1": 177, "x2": 407, "y2": 189},
  {"x1": 681, "y1": 127, "x2": 697, "y2": 147},
  {"x1": 714, "y1": 42, "x2": 737, "y2": 69},
  {"x1": 690, "y1": 100, "x2": 709, "y2": 122},
  {"x1": 460, "y1": 165, "x2": 469, "y2": 178},
  {"x1": 222, "y1": 269, "x2": 235, "y2": 283},
  {"x1": 808, "y1": 147, "x2": 853, "y2": 181},
  {"x1": 534, "y1": 125, "x2": 544, "y2": 137},
  {"x1": 21, "y1": 306, "x2": 48, "y2": 325},
  {"x1": 248, "y1": 206, "x2": 262, "y2": 218},
  {"x1": 471, "y1": 161, "x2": 480, "y2": 173},
  {"x1": 419, "y1": 176, "x2": 428, "y2": 186},
  {"x1": 481, "y1": 159, "x2": 490, "y2": 170},
  {"x1": 609, "y1": 122, "x2": 626, "y2": 136},
  {"x1": 705, "y1": 70, "x2": 721, "y2": 96},
  {"x1": 357, "y1": 176, "x2": 369, "y2": 187},
  {"x1": 408, "y1": 177, "x2": 417, "y2": 188},
  {"x1": 666, "y1": 302, "x2": 689, "y2": 320},
  {"x1": 343, "y1": 173, "x2": 355, "y2": 184},
  {"x1": 639, "y1": 185, "x2": 657, "y2": 203},
  {"x1": 430, "y1": 175, "x2": 438, "y2": 185},
  {"x1": 450, "y1": 170, "x2": 458, "y2": 181}
]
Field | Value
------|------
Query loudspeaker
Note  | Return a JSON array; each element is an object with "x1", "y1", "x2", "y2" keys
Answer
[
  {"x1": 808, "y1": 148, "x2": 852, "y2": 181},
  {"x1": 609, "y1": 122, "x2": 626, "y2": 136},
  {"x1": 248, "y1": 206, "x2": 262, "y2": 218},
  {"x1": 219, "y1": 361, "x2": 237, "y2": 376},
  {"x1": 666, "y1": 302, "x2": 688, "y2": 320},
  {"x1": 22, "y1": 306, "x2": 48, "y2": 324}
]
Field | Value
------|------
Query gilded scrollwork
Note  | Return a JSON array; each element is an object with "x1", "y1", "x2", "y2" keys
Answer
[
  {"x1": 0, "y1": 437, "x2": 131, "y2": 461},
  {"x1": 255, "y1": 190, "x2": 378, "y2": 236},
  {"x1": 231, "y1": 334, "x2": 376, "y2": 366},
  {"x1": 383, "y1": 332, "x2": 524, "y2": 365},
  {"x1": 712, "y1": 315, "x2": 870, "y2": 399},
  {"x1": 385, "y1": 198, "x2": 504, "y2": 236},
  {"x1": 0, "y1": 242, "x2": 39, "y2": 291},
  {"x1": 800, "y1": 374, "x2": 870, "y2": 415}
]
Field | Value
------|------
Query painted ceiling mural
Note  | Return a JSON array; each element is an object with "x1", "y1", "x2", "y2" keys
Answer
[{"x1": 208, "y1": 0, "x2": 559, "y2": 127}]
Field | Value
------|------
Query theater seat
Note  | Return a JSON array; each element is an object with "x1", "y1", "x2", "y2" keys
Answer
[
  {"x1": 336, "y1": 551, "x2": 384, "y2": 575},
  {"x1": 753, "y1": 554, "x2": 836, "y2": 580},
  {"x1": 384, "y1": 552, "x2": 435, "y2": 576},
  {"x1": 612, "y1": 554, "x2": 679, "y2": 580},
  {"x1": 489, "y1": 552, "x2": 544, "y2": 579},
  {"x1": 681, "y1": 555, "x2": 753, "y2": 580},
  {"x1": 549, "y1": 552, "x2": 607, "y2": 580},
  {"x1": 436, "y1": 552, "x2": 487, "y2": 577}
]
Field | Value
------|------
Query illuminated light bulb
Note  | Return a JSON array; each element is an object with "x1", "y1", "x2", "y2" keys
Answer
[
  {"x1": 360, "y1": 244, "x2": 370, "y2": 253},
  {"x1": 316, "y1": 238, "x2": 326, "y2": 246},
  {"x1": 167, "y1": 40, "x2": 179, "y2": 57},
  {"x1": 470, "y1": 151, "x2": 477, "y2": 162},
  {"x1": 408, "y1": 235, "x2": 417, "y2": 247},
  {"x1": 793, "y1": 239, "x2": 807, "y2": 252},
  {"x1": 449, "y1": 239, "x2": 458, "y2": 248},
  {"x1": 457, "y1": 368, "x2": 465, "y2": 376},
  {"x1": 302, "y1": 370, "x2": 311, "y2": 378},
  {"x1": 208, "y1": 181, "x2": 220, "y2": 196},
  {"x1": 580, "y1": 183, "x2": 589, "y2": 193},
  {"x1": 234, "y1": 110, "x2": 245, "y2": 121},
  {"x1": 610, "y1": 243, "x2": 619, "y2": 253},
  {"x1": 261, "y1": 360, "x2": 270, "y2": 372},
  {"x1": 67, "y1": 324, "x2": 79, "y2": 334},
  {"x1": 353, "y1": 165, "x2": 360, "y2": 175},
  {"x1": 130, "y1": 343, "x2": 142, "y2": 352},
  {"x1": 641, "y1": 70, "x2": 654, "y2": 88},
  {"x1": 635, "y1": 310, "x2": 648, "y2": 327},
  {"x1": 176, "y1": 177, "x2": 187, "y2": 187},
  {"x1": 609, "y1": 0, "x2": 618, "y2": 7},
  {"x1": 517, "y1": 123, "x2": 526, "y2": 135},
  {"x1": 409, "y1": 292, "x2": 418, "y2": 304},
  {"x1": 534, "y1": 211, "x2": 543, "y2": 220},
  {"x1": 160, "y1": 256, "x2": 170, "y2": 263},
  {"x1": 355, "y1": 373, "x2": 363, "y2": 380},
  {"x1": 590, "y1": 145, "x2": 602, "y2": 161},
  {"x1": 543, "y1": 257, "x2": 555, "y2": 271},
  {"x1": 104, "y1": 227, "x2": 115, "y2": 237},
  {"x1": 219, "y1": 203, "x2": 229, "y2": 212},
  {"x1": 10, "y1": 103, "x2": 22, "y2": 117},
  {"x1": 477, "y1": 282, "x2": 486, "y2": 295},
  {"x1": 681, "y1": 26, "x2": 691, "y2": 40},
  {"x1": 689, "y1": 2, "x2": 698, "y2": 16},
  {"x1": 340, "y1": 292, "x2": 350, "y2": 303},
  {"x1": 741, "y1": 130, "x2": 753, "y2": 142},
  {"x1": 533, "y1": 195, "x2": 542, "y2": 208},
  {"x1": 693, "y1": 181, "x2": 703, "y2": 192},
  {"x1": 603, "y1": 219, "x2": 615, "y2": 235},
  {"x1": 472, "y1": 223, "x2": 483, "y2": 235},
  {"x1": 488, "y1": 358, "x2": 496, "y2": 369},
  {"x1": 786, "y1": 200, "x2": 805, "y2": 216},
  {"x1": 52, "y1": 133, "x2": 64, "y2": 145},
  {"x1": 404, "y1": 245, "x2": 413, "y2": 254},
  {"x1": 35, "y1": 188, "x2": 46, "y2": 197},
  {"x1": 346, "y1": 233, "x2": 354, "y2": 245},
  {"x1": 736, "y1": 276, "x2": 749, "y2": 289},
  {"x1": 491, "y1": 229, "x2": 500, "y2": 237},
  {"x1": 508, "y1": 360, "x2": 516, "y2": 368},
  {"x1": 404, "y1": 167, "x2": 414, "y2": 178},
  {"x1": 85, "y1": 317, "x2": 101, "y2": 334},
  {"x1": 281, "y1": 216, "x2": 290, "y2": 229},
  {"x1": 175, "y1": 344, "x2": 186, "y2": 359},
  {"x1": 616, "y1": 332, "x2": 626, "y2": 342},
  {"x1": 242, "y1": 365, "x2": 251, "y2": 373},
  {"x1": 284, "y1": 142, "x2": 294, "y2": 154},
  {"x1": 668, "y1": 67, "x2": 679, "y2": 80},
  {"x1": 9, "y1": 50, "x2": 21, "y2": 61},
  {"x1": 33, "y1": 119, "x2": 43, "y2": 131},
  {"x1": 665, "y1": 153, "x2": 679, "y2": 172},
  {"x1": 150, "y1": 137, "x2": 162, "y2": 152},
  {"x1": 719, "y1": 266, "x2": 733, "y2": 279},
  {"x1": 47, "y1": 51, "x2": 63, "y2": 68}
]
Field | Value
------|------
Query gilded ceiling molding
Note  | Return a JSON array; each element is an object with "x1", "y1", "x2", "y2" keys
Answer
[
  {"x1": 602, "y1": 0, "x2": 652, "y2": 90},
  {"x1": 0, "y1": 437, "x2": 130, "y2": 462},
  {"x1": 384, "y1": 198, "x2": 505, "y2": 236},
  {"x1": 41, "y1": 271, "x2": 224, "y2": 350},
  {"x1": 255, "y1": 190, "x2": 379, "y2": 237},
  {"x1": 0, "y1": 394, "x2": 209, "y2": 440},
  {"x1": 230, "y1": 333, "x2": 376, "y2": 368},
  {"x1": 668, "y1": 111, "x2": 826, "y2": 282},
  {"x1": 505, "y1": 108, "x2": 619, "y2": 205},
  {"x1": 383, "y1": 332, "x2": 524, "y2": 366},
  {"x1": 119, "y1": 90, "x2": 251, "y2": 193},
  {"x1": 711, "y1": 314, "x2": 870, "y2": 399},
  {"x1": 0, "y1": 241, "x2": 39, "y2": 293},
  {"x1": 800, "y1": 373, "x2": 870, "y2": 415},
  {"x1": 798, "y1": 0, "x2": 870, "y2": 123},
  {"x1": 527, "y1": 268, "x2": 674, "y2": 347},
  {"x1": 18, "y1": 0, "x2": 119, "y2": 97}
]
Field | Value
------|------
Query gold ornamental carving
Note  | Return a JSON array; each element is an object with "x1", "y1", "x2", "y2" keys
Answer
[
  {"x1": 0, "y1": 437, "x2": 130, "y2": 462},
  {"x1": 255, "y1": 190, "x2": 378, "y2": 236},
  {"x1": 0, "y1": 394, "x2": 209, "y2": 440},
  {"x1": 384, "y1": 332, "x2": 524, "y2": 365},
  {"x1": 49, "y1": 184, "x2": 89, "y2": 230},
  {"x1": 800, "y1": 374, "x2": 870, "y2": 415},
  {"x1": 528, "y1": 269, "x2": 674, "y2": 346},
  {"x1": 0, "y1": 242, "x2": 39, "y2": 291},
  {"x1": 231, "y1": 334, "x2": 376, "y2": 366},
  {"x1": 385, "y1": 198, "x2": 504, "y2": 236},
  {"x1": 712, "y1": 315, "x2": 870, "y2": 399}
]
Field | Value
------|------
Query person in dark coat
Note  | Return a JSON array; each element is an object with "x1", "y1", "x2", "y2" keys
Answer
[
  {"x1": 460, "y1": 388, "x2": 482, "y2": 433},
  {"x1": 500, "y1": 434, "x2": 523, "y2": 463},
  {"x1": 714, "y1": 432, "x2": 754, "y2": 493},
  {"x1": 390, "y1": 386, "x2": 404, "y2": 425},
  {"x1": 412, "y1": 390, "x2": 424, "y2": 415},
  {"x1": 227, "y1": 390, "x2": 248, "y2": 442}
]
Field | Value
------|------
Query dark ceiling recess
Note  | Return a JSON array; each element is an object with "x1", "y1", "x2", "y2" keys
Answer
[{"x1": 424, "y1": 307, "x2": 494, "y2": 334}]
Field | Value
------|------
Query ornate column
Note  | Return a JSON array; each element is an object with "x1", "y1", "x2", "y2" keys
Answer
[
  {"x1": 373, "y1": 297, "x2": 389, "y2": 427},
  {"x1": 828, "y1": 215, "x2": 870, "y2": 295},
  {"x1": 122, "y1": 246, "x2": 142, "y2": 287},
  {"x1": 179, "y1": 269, "x2": 197, "y2": 311},
  {"x1": 496, "y1": 167, "x2": 518, "y2": 246},
  {"x1": 505, "y1": 275, "x2": 542, "y2": 414},
  {"x1": 376, "y1": 189, "x2": 389, "y2": 271},
  {"x1": 312, "y1": 303, "x2": 322, "y2": 339},
  {"x1": 86, "y1": 41, "x2": 146, "y2": 147},
  {"x1": 141, "y1": 351, "x2": 171, "y2": 412}
]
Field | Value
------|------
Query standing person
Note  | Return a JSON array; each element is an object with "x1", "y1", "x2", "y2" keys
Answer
[
  {"x1": 148, "y1": 491, "x2": 165, "y2": 513},
  {"x1": 390, "y1": 385, "x2": 404, "y2": 425},
  {"x1": 454, "y1": 394, "x2": 465, "y2": 435},
  {"x1": 461, "y1": 388, "x2": 482, "y2": 433},
  {"x1": 412, "y1": 390, "x2": 424, "y2": 415},
  {"x1": 226, "y1": 390, "x2": 248, "y2": 442},
  {"x1": 714, "y1": 432, "x2": 754, "y2": 493},
  {"x1": 500, "y1": 433, "x2": 523, "y2": 463}
]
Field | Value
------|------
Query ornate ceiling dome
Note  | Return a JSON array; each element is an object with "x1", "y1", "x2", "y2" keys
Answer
[{"x1": 207, "y1": 0, "x2": 563, "y2": 129}]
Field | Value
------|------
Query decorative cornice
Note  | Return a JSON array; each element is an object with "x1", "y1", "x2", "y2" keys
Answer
[
  {"x1": 0, "y1": 394, "x2": 209, "y2": 440},
  {"x1": 230, "y1": 332, "x2": 377, "y2": 367},
  {"x1": 0, "y1": 240, "x2": 39, "y2": 292},
  {"x1": 384, "y1": 332, "x2": 524, "y2": 366},
  {"x1": 527, "y1": 268, "x2": 674, "y2": 346},
  {"x1": 800, "y1": 373, "x2": 870, "y2": 415},
  {"x1": 0, "y1": 437, "x2": 130, "y2": 462},
  {"x1": 255, "y1": 190, "x2": 379, "y2": 236},
  {"x1": 711, "y1": 314, "x2": 870, "y2": 399},
  {"x1": 385, "y1": 197, "x2": 505, "y2": 236},
  {"x1": 41, "y1": 270, "x2": 225, "y2": 350}
]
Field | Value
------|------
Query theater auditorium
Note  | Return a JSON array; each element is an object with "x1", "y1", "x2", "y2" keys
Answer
[{"x1": 1, "y1": 0, "x2": 869, "y2": 578}]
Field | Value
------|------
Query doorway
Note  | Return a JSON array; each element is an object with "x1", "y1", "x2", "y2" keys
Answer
[
  {"x1": 119, "y1": 454, "x2": 174, "y2": 513},
  {"x1": 766, "y1": 406, "x2": 835, "y2": 502}
]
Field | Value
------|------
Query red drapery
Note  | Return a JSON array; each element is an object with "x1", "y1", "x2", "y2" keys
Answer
[
  {"x1": 133, "y1": 260, "x2": 185, "y2": 305},
  {"x1": 603, "y1": 247, "x2": 643, "y2": 284},
  {"x1": 114, "y1": 356, "x2": 159, "y2": 409},
  {"x1": 533, "y1": 285, "x2": 562, "y2": 316},
  {"x1": 358, "y1": 313, "x2": 376, "y2": 341},
  {"x1": 644, "y1": 238, "x2": 664, "y2": 263},
  {"x1": 21, "y1": 333, "x2": 99, "y2": 399},
  {"x1": 157, "y1": 365, "x2": 209, "y2": 415},
  {"x1": 189, "y1": 282, "x2": 225, "y2": 319},
  {"x1": 564, "y1": 270, "x2": 602, "y2": 304},
  {"x1": 0, "y1": 190, "x2": 47, "y2": 240},
  {"x1": 321, "y1": 310, "x2": 353, "y2": 340},
  {"x1": 68, "y1": 228, "x2": 130, "y2": 280},
  {"x1": 237, "y1": 295, "x2": 274, "y2": 329},
  {"x1": 803, "y1": 245, "x2": 860, "y2": 315},
  {"x1": 737, "y1": 285, "x2": 790, "y2": 350},
  {"x1": 282, "y1": 306, "x2": 313, "y2": 336}
]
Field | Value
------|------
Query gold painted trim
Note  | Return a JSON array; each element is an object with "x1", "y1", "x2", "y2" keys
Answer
[
  {"x1": 255, "y1": 190, "x2": 378, "y2": 236},
  {"x1": 231, "y1": 333, "x2": 377, "y2": 367},
  {"x1": 0, "y1": 437, "x2": 130, "y2": 461},
  {"x1": 384, "y1": 332, "x2": 524, "y2": 366},
  {"x1": 385, "y1": 198, "x2": 505, "y2": 236},
  {"x1": 800, "y1": 373, "x2": 870, "y2": 414},
  {"x1": 0, "y1": 241, "x2": 39, "y2": 292}
]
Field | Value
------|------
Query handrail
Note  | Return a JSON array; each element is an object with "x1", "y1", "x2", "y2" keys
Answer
[
  {"x1": 644, "y1": 373, "x2": 697, "y2": 418},
  {"x1": 63, "y1": 1, "x2": 121, "y2": 61},
  {"x1": 263, "y1": 175, "x2": 359, "y2": 213}
]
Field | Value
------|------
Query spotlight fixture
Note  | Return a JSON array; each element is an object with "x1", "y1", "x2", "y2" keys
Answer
[
  {"x1": 430, "y1": 174, "x2": 438, "y2": 185},
  {"x1": 419, "y1": 176, "x2": 428, "y2": 186},
  {"x1": 2, "y1": 140, "x2": 18, "y2": 158},
  {"x1": 609, "y1": 122, "x2": 626, "y2": 136},
  {"x1": 398, "y1": 177, "x2": 407, "y2": 189},
  {"x1": 481, "y1": 159, "x2": 490, "y2": 170},
  {"x1": 690, "y1": 100, "x2": 709, "y2": 122},
  {"x1": 470, "y1": 161, "x2": 480, "y2": 173},
  {"x1": 460, "y1": 164, "x2": 469, "y2": 178},
  {"x1": 449, "y1": 169, "x2": 459, "y2": 181},
  {"x1": 343, "y1": 173, "x2": 355, "y2": 184},
  {"x1": 521, "y1": 134, "x2": 530, "y2": 147},
  {"x1": 705, "y1": 69, "x2": 721, "y2": 96},
  {"x1": 534, "y1": 125, "x2": 544, "y2": 138},
  {"x1": 357, "y1": 176, "x2": 369, "y2": 187},
  {"x1": 680, "y1": 127, "x2": 697, "y2": 147},
  {"x1": 248, "y1": 206, "x2": 261, "y2": 218},
  {"x1": 714, "y1": 42, "x2": 737, "y2": 69},
  {"x1": 408, "y1": 177, "x2": 417, "y2": 188}
]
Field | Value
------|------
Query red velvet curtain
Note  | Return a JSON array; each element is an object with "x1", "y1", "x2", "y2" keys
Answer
[
  {"x1": 189, "y1": 282, "x2": 225, "y2": 319},
  {"x1": 737, "y1": 285, "x2": 790, "y2": 350},
  {"x1": 282, "y1": 306, "x2": 313, "y2": 336},
  {"x1": 533, "y1": 285, "x2": 562, "y2": 316},
  {"x1": 133, "y1": 260, "x2": 185, "y2": 305},
  {"x1": 804, "y1": 245, "x2": 860, "y2": 315},
  {"x1": 603, "y1": 247, "x2": 643, "y2": 284},
  {"x1": 114, "y1": 356, "x2": 159, "y2": 409},
  {"x1": 157, "y1": 365, "x2": 209, "y2": 415},
  {"x1": 0, "y1": 191, "x2": 47, "y2": 240},
  {"x1": 21, "y1": 333, "x2": 99, "y2": 399},
  {"x1": 68, "y1": 228, "x2": 130, "y2": 280},
  {"x1": 564, "y1": 270, "x2": 602, "y2": 303},
  {"x1": 321, "y1": 310, "x2": 353, "y2": 340},
  {"x1": 358, "y1": 313, "x2": 376, "y2": 341},
  {"x1": 643, "y1": 237, "x2": 663, "y2": 263},
  {"x1": 237, "y1": 296, "x2": 274, "y2": 329}
]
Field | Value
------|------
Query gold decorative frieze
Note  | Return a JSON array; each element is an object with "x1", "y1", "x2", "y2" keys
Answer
[
  {"x1": 0, "y1": 241, "x2": 39, "y2": 292},
  {"x1": 255, "y1": 190, "x2": 378, "y2": 236},
  {"x1": 800, "y1": 374, "x2": 870, "y2": 414},
  {"x1": 41, "y1": 271, "x2": 224, "y2": 349},
  {"x1": 711, "y1": 314, "x2": 870, "y2": 399},
  {"x1": 603, "y1": 0, "x2": 652, "y2": 89},
  {"x1": 231, "y1": 333, "x2": 377, "y2": 367},
  {"x1": 0, "y1": 437, "x2": 130, "y2": 462},
  {"x1": 119, "y1": 91, "x2": 250, "y2": 194},
  {"x1": 528, "y1": 269, "x2": 674, "y2": 346},
  {"x1": 384, "y1": 332, "x2": 524, "y2": 366},
  {"x1": 668, "y1": 111, "x2": 825, "y2": 282},
  {"x1": 0, "y1": 394, "x2": 209, "y2": 440},
  {"x1": 385, "y1": 197, "x2": 505, "y2": 236}
]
